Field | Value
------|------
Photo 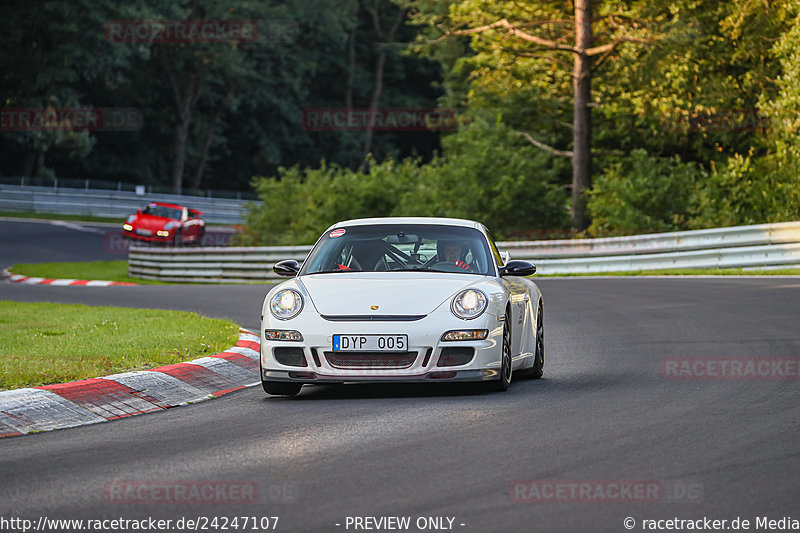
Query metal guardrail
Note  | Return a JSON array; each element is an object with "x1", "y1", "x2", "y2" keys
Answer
[
  {"x1": 0, "y1": 184, "x2": 256, "y2": 224},
  {"x1": 128, "y1": 221, "x2": 800, "y2": 282},
  {"x1": 502, "y1": 221, "x2": 800, "y2": 258}
]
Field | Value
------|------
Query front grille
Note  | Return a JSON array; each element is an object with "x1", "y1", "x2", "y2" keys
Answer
[
  {"x1": 324, "y1": 351, "x2": 417, "y2": 369},
  {"x1": 320, "y1": 314, "x2": 426, "y2": 322},
  {"x1": 437, "y1": 347, "x2": 475, "y2": 367},
  {"x1": 273, "y1": 347, "x2": 307, "y2": 367}
]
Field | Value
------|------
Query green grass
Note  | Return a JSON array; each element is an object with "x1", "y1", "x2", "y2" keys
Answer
[
  {"x1": 9, "y1": 260, "x2": 168, "y2": 285},
  {"x1": 537, "y1": 267, "x2": 800, "y2": 277},
  {"x1": 0, "y1": 301, "x2": 241, "y2": 390}
]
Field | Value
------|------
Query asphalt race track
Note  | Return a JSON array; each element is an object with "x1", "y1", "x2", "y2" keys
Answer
[
  {"x1": 0, "y1": 219, "x2": 235, "y2": 266},
  {"x1": 1, "y1": 220, "x2": 799, "y2": 532}
]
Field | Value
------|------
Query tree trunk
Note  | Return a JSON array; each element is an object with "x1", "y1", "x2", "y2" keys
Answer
[
  {"x1": 345, "y1": 27, "x2": 356, "y2": 110},
  {"x1": 572, "y1": 0, "x2": 593, "y2": 231},
  {"x1": 360, "y1": 3, "x2": 406, "y2": 171},
  {"x1": 23, "y1": 150, "x2": 36, "y2": 178},
  {"x1": 171, "y1": 120, "x2": 190, "y2": 195},
  {"x1": 190, "y1": 84, "x2": 235, "y2": 192},
  {"x1": 361, "y1": 48, "x2": 387, "y2": 166},
  {"x1": 161, "y1": 49, "x2": 201, "y2": 195}
]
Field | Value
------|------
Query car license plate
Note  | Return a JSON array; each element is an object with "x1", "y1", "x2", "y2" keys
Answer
[
  {"x1": 332, "y1": 334, "x2": 408, "y2": 352},
  {"x1": 136, "y1": 229, "x2": 152, "y2": 236}
]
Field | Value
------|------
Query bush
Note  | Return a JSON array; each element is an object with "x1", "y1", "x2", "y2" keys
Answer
[
  {"x1": 587, "y1": 149, "x2": 705, "y2": 235},
  {"x1": 691, "y1": 148, "x2": 800, "y2": 228},
  {"x1": 241, "y1": 120, "x2": 570, "y2": 244}
]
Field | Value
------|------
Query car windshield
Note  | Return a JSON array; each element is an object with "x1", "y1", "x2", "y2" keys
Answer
[
  {"x1": 143, "y1": 205, "x2": 182, "y2": 219},
  {"x1": 301, "y1": 224, "x2": 494, "y2": 275}
]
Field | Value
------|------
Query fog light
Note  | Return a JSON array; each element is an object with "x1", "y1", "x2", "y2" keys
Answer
[
  {"x1": 123, "y1": 224, "x2": 133, "y2": 231},
  {"x1": 441, "y1": 329, "x2": 488, "y2": 341},
  {"x1": 156, "y1": 230, "x2": 170, "y2": 237},
  {"x1": 265, "y1": 330, "x2": 303, "y2": 341}
]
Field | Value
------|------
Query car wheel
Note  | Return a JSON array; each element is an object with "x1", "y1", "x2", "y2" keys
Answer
[
  {"x1": 262, "y1": 380, "x2": 302, "y2": 397},
  {"x1": 489, "y1": 310, "x2": 512, "y2": 392},
  {"x1": 517, "y1": 301, "x2": 545, "y2": 379},
  {"x1": 528, "y1": 303, "x2": 545, "y2": 378}
]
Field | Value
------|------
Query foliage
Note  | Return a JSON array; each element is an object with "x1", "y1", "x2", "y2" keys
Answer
[
  {"x1": 587, "y1": 149, "x2": 704, "y2": 235},
  {"x1": 242, "y1": 119, "x2": 569, "y2": 244},
  {"x1": 0, "y1": 0, "x2": 442, "y2": 192},
  {"x1": 4, "y1": 0, "x2": 800, "y2": 236},
  {"x1": 392, "y1": 119, "x2": 569, "y2": 236}
]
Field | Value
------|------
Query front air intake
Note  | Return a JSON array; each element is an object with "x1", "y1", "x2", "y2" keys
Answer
[
  {"x1": 273, "y1": 347, "x2": 308, "y2": 367},
  {"x1": 437, "y1": 347, "x2": 475, "y2": 367}
]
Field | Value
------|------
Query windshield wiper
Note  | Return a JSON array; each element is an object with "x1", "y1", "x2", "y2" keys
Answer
[{"x1": 309, "y1": 269, "x2": 361, "y2": 274}]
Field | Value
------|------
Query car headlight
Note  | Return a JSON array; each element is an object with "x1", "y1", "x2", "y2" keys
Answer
[
  {"x1": 264, "y1": 330, "x2": 303, "y2": 341},
  {"x1": 270, "y1": 289, "x2": 304, "y2": 320},
  {"x1": 164, "y1": 221, "x2": 179, "y2": 230},
  {"x1": 126, "y1": 215, "x2": 135, "y2": 223},
  {"x1": 451, "y1": 289, "x2": 487, "y2": 320}
]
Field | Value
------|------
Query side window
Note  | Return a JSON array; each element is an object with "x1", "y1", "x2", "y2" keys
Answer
[{"x1": 486, "y1": 231, "x2": 504, "y2": 269}]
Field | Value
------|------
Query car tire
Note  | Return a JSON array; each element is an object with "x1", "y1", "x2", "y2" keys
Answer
[
  {"x1": 488, "y1": 310, "x2": 512, "y2": 392},
  {"x1": 262, "y1": 380, "x2": 302, "y2": 397},
  {"x1": 520, "y1": 302, "x2": 544, "y2": 379}
]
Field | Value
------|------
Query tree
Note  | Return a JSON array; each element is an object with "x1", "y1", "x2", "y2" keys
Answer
[
  {"x1": 0, "y1": 0, "x2": 139, "y2": 178},
  {"x1": 409, "y1": 0, "x2": 656, "y2": 229}
]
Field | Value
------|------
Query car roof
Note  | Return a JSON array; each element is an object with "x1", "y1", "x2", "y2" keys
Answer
[
  {"x1": 148, "y1": 202, "x2": 186, "y2": 209},
  {"x1": 329, "y1": 217, "x2": 483, "y2": 231}
]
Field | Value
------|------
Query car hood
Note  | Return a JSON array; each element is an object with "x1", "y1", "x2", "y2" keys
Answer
[
  {"x1": 134, "y1": 215, "x2": 173, "y2": 230},
  {"x1": 298, "y1": 273, "x2": 483, "y2": 316}
]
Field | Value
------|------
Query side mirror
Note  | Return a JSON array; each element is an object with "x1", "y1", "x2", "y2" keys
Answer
[
  {"x1": 500, "y1": 260, "x2": 536, "y2": 277},
  {"x1": 273, "y1": 259, "x2": 301, "y2": 277},
  {"x1": 136, "y1": 209, "x2": 142, "y2": 214}
]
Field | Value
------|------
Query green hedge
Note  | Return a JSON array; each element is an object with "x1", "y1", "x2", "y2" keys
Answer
[{"x1": 241, "y1": 120, "x2": 570, "y2": 244}]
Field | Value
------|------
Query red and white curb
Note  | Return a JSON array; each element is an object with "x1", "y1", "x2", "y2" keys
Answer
[
  {"x1": 2, "y1": 269, "x2": 136, "y2": 287},
  {"x1": 0, "y1": 329, "x2": 261, "y2": 438}
]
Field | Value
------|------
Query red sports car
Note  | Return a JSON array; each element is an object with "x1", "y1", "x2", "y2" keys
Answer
[{"x1": 123, "y1": 202, "x2": 205, "y2": 245}]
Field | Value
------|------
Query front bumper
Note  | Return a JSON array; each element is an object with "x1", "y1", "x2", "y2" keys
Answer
[
  {"x1": 261, "y1": 368, "x2": 498, "y2": 383},
  {"x1": 260, "y1": 309, "x2": 504, "y2": 384},
  {"x1": 123, "y1": 228, "x2": 173, "y2": 242}
]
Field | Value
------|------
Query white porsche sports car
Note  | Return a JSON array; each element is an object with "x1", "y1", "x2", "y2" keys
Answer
[{"x1": 260, "y1": 217, "x2": 544, "y2": 396}]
